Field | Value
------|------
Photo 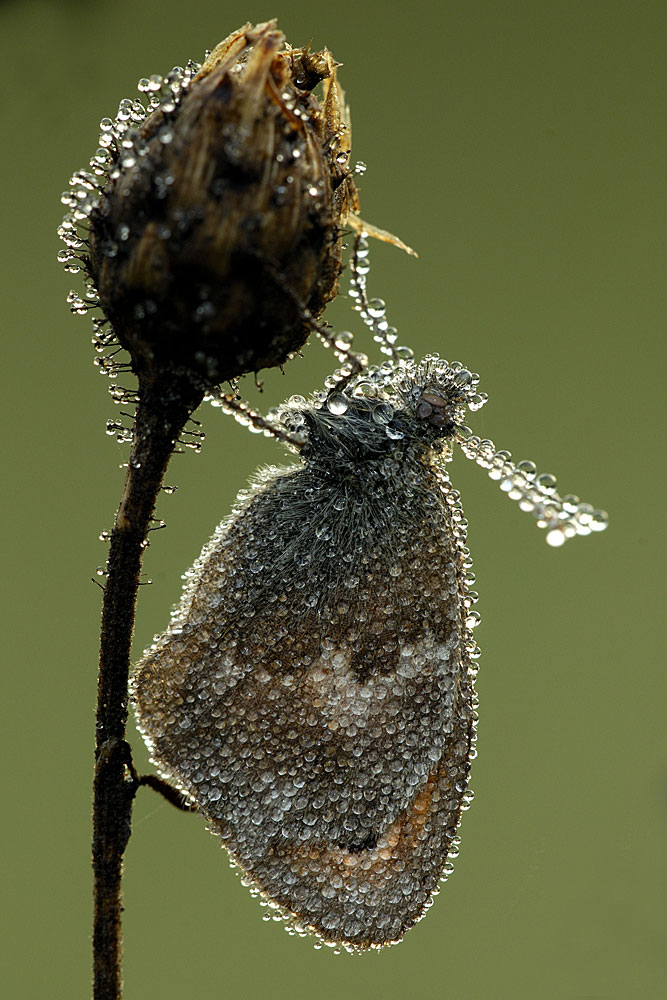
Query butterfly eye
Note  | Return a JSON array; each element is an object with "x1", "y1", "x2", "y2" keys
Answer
[{"x1": 416, "y1": 392, "x2": 455, "y2": 431}]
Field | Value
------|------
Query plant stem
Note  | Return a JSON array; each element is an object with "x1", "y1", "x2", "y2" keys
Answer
[{"x1": 92, "y1": 372, "x2": 203, "y2": 1000}]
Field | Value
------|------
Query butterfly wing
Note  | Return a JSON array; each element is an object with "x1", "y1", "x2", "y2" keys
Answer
[{"x1": 132, "y1": 460, "x2": 476, "y2": 950}]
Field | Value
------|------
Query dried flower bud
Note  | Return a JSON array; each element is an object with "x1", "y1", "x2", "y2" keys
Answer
[{"x1": 62, "y1": 21, "x2": 365, "y2": 387}]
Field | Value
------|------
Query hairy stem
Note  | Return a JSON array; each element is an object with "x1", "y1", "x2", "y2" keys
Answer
[{"x1": 92, "y1": 372, "x2": 203, "y2": 1000}]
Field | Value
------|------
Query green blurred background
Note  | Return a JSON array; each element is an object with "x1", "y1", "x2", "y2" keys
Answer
[{"x1": 2, "y1": 0, "x2": 664, "y2": 996}]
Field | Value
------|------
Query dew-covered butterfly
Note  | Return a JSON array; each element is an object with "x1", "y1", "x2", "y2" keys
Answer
[{"x1": 131, "y1": 317, "x2": 607, "y2": 951}]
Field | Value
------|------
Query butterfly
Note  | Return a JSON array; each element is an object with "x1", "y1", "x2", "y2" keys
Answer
[{"x1": 131, "y1": 354, "x2": 606, "y2": 951}]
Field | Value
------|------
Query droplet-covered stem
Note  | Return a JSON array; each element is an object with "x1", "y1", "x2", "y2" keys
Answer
[{"x1": 92, "y1": 371, "x2": 203, "y2": 1000}]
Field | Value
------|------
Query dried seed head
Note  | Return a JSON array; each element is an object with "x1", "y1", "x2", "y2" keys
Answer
[{"x1": 62, "y1": 21, "x2": 362, "y2": 388}]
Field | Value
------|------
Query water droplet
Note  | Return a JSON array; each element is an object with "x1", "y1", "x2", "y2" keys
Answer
[
  {"x1": 327, "y1": 394, "x2": 349, "y2": 415},
  {"x1": 334, "y1": 330, "x2": 354, "y2": 351},
  {"x1": 546, "y1": 527, "x2": 567, "y2": 548},
  {"x1": 590, "y1": 509, "x2": 609, "y2": 532},
  {"x1": 367, "y1": 298, "x2": 386, "y2": 319},
  {"x1": 536, "y1": 473, "x2": 557, "y2": 493},
  {"x1": 516, "y1": 460, "x2": 537, "y2": 479},
  {"x1": 372, "y1": 402, "x2": 394, "y2": 425}
]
